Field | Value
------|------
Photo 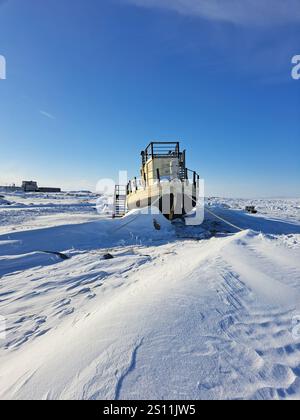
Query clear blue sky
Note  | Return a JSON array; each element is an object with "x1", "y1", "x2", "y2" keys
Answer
[{"x1": 0, "y1": 0, "x2": 299, "y2": 197}]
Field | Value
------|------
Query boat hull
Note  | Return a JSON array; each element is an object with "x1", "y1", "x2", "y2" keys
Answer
[{"x1": 127, "y1": 182, "x2": 198, "y2": 220}]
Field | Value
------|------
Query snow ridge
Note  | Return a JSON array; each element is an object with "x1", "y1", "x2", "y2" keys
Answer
[{"x1": 114, "y1": 338, "x2": 144, "y2": 400}]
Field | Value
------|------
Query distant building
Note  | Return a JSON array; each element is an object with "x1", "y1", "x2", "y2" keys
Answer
[
  {"x1": 38, "y1": 187, "x2": 61, "y2": 193},
  {"x1": 22, "y1": 181, "x2": 38, "y2": 192},
  {"x1": 21, "y1": 181, "x2": 61, "y2": 193}
]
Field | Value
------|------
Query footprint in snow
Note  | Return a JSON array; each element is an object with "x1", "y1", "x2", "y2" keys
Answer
[
  {"x1": 71, "y1": 287, "x2": 91, "y2": 297},
  {"x1": 53, "y1": 298, "x2": 71, "y2": 309},
  {"x1": 56, "y1": 307, "x2": 75, "y2": 319},
  {"x1": 14, "y1": 315, "x2": 35, "y2": 324},
  {"x1": 35, "y1": 316, "x2": 47, "y2": 325}
]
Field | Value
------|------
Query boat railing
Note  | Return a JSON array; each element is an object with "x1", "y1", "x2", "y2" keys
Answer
[
  {"x1": 127, "y1": 168, "x2": 200, "y2": 194},
  {"x1": 141, "y1": 142, "x2": 181, "y2": 164}
]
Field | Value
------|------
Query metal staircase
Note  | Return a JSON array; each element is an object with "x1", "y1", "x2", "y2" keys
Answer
[{"x1": 113, "y1": 185, "x2": 127, "y2": 218}]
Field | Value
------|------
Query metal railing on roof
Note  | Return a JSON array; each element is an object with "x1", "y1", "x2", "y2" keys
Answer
[{"x1": 141, "y1": 142, "x2": 181, "y2": 164}]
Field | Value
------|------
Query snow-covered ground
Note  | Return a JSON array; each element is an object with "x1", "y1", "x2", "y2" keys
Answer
[
  {"x1": 0, "y1": 190, "x2": 101, "y2": 234},
  {"x1": 208, "y1": 197, "x2": 300, "y2": 225},
  {"x1": 0, "y1": 193, "x2": 300, "y2": 400}
]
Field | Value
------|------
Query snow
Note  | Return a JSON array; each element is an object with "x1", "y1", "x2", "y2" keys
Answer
[
  {"x1": 0, "y1": 197, "x2": 11, "y2": 207},
  {"x1": 0, "y1": 190, "x2": 100, "y2": 234},
  {"x1": 208, "y1": 197, "x2": 300, "y2": 225},
  {"x1": 0, "y1": 193, "x2": 300, "y2": 400}
]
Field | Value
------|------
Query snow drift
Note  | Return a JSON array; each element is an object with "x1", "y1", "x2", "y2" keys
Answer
[{"x1": 0, "y1": 196, "x2": 300, "y2": 400}]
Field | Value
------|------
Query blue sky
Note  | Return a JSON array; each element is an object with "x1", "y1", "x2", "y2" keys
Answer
[{"x1": 0, "y1": 0, "x2": 299, "y2": 197}]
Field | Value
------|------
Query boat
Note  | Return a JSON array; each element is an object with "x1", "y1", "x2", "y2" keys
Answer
[{"x1": 113, "y1": 142, "x2": 200, "y2": 220}]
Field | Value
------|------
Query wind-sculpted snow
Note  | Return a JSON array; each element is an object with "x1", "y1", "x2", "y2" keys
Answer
[
  {"x1": 0, "y1": 194, "x2": 300, "y2": 400},
  {"x1": 0, "y1": 208, "x2": 176, "y2": 258}
]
